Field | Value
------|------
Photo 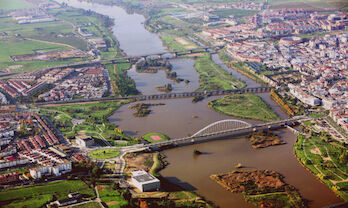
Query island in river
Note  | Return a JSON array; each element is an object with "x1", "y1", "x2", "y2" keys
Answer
[
  {"x1": 210, "y1": 170, "x2": 306, "y2": 208},
  {"x1": 208, "y1": 94, "x2": 280, "y2": 122},
  {"x1": 249, "y1": 130, "x2": 286, "y2": 149}
]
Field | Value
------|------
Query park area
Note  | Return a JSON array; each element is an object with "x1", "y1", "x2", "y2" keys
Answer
[
  {"x1": 0, "y1": 180, "x2": 95, "y2": 208},
  {"x1": 209, "y1": 94, "x2": 279, "y2": 122},
  {"x1": 89, "y1": 149, "x2": 120, "y2": 159},
  {"x1": 142, "y1": 132, "x2": 169, "y2": 143},
  {"x1": 294, "y1": 134, "x2": 348, "y2": 200},
  {"x1": 38, "y1": 100, "x2": 139, "y2": 147}
]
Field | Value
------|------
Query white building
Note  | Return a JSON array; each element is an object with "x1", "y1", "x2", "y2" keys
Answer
[
  {"x1": 288, "y1": 84, "x2": 321, "y2": 106},
  {"x1": 130, "y1": 170, "x2": 160, "y2": 192},
  {"x1": 30, "y1": 160, "x2": 72, "y2": 179},
  {"x1": 76, "y1": 136, "x2": 94, "y2": 148}
]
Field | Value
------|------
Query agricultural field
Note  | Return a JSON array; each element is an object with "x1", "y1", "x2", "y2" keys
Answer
[
  {"x1": 89, "y1": 149, "x2": 120, "y2": 159},
  {"x1": 38, "y1": 100, "x2": 139, "y2": 146},
  {"x1": 294, "y1": 134, "x2": 348, "y2": 200},
  {"x1": 142, "y1": 132, "x2": 169, "y2": 143},
  {"x1": 268, "y1": 0, "x2": 348, "y2": 10},
  {"x1": 0, "y1": 180, "x2": 95, "y2": 208},
  {"x1": 97, "y1": 183, "x2": 128, "y2": 208},
  {"x1": 160, "y1": 35, "x2": 197, "y2": 51},
  {"x1": 195, "y1": 53, "x2": 246, "y2": 91},
  {"x1": 0, "y1": 0, "x2": 34, "y2": 11},
  {"x1": 209, "y1": 94, "x2": 280, "y2": 122}
]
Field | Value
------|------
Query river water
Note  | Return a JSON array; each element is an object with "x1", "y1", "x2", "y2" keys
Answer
[{"x1": 59, "y1": 0, "x2": 342, "y2": 207}]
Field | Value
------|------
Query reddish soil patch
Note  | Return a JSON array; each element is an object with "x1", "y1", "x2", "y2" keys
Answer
[
  {"x1": 210, "y1": 170, "x2": 286, "y2": 193},
  {"x1": 150, "y1": 135, "x2": 163, "y2": 141},
  {"x1": 106, "y1": 201, "x2": 119, "y2": 205}
]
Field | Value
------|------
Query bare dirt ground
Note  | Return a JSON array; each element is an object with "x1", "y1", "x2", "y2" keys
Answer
[{"x1": 124, "y1": 152, "x2": 154, "y2": 174}]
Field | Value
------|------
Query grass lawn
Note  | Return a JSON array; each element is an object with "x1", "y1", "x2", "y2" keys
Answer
[
  {"x1": 211, "y1": 8, "x2": 259, "y2": 18},
  {"x1": 89, "y1": 149, "x2": 121, "y2": 159},
  {"x1": 209, "y1": 94, "x2": 280, "y2": 122},
  {"x1": 97, "y1": 184, "x2": 128, "y2": 208},
  {"x1": 0, "y1": 180, "x2": 95, "y2": 208},
  {"x1": 195, "y1": 53, "x2": 246, "y2": 91},
  {"x1": 142, "y1": 132, "x2": 169, "y2": 143},
  {"x1": 0, "y1": 0, "x2": 34, "y2": 11}
]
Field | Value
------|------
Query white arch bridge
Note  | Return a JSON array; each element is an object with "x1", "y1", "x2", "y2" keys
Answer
[
  {"x1": 89, "y1": 116, "x2": 308, "y2": 153},
  {"x1": 191, "y1": 119, "x2": 252, "y2": 137},
  {"x1": 140, "y1": 116, "x2": 308, "y2": 149}
]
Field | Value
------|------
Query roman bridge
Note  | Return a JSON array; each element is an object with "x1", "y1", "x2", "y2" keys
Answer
[
  {"x1": 35, "y1": 45, "x2": 224, "y2": 72},
  {"x1": 105, "y1": 45, "x2": 224, "y2": 63},
  {"x1": 35, "y1": 86, "x2": 273, "y2": 106}
]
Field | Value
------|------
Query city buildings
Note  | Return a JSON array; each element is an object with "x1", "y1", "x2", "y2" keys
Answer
[{"x1": 130, "y1": 170, "x2": 160, "y2": 192}]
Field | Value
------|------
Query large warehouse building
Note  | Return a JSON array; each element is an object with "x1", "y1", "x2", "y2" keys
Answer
[{"x1": 130, "y1": 170, "x2": 160, "y2": 192}]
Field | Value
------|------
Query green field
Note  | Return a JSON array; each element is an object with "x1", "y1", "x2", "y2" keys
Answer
[
  {"x1": 211, "y1": 8, "x2": 259, "y2": 18},
  {"x1": 294, "y1": 134, "x2": 348, "y2": 200},
  {"x1": 0, "y1": 0, "x2": 34, "y2": 11},
  {"x1": 160, "y1": 35, "x2": 197, "y2": 51},
  {"x1": 209, "y1": 94, "x2": 280, "y2": 122},
  {"x1": 195, "y1": 54, "x2": 246, "y2": 91},
  {"x1": 97, "y1": 184, "x2": 128, "y2": 208},
  {"x1": 89, "y1": 149, "x2": 120, "y2": 159},
  {"x1": 142, "y1": 132, "x2": 169, "y2": 143},
  {"x1": 0, "y1": 180, "x2": 95, "y2": 208}
]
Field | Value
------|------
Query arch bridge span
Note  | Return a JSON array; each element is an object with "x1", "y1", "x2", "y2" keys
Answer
[{"x1": 192, "y1": 119, "x2": 252, "y2": 137}]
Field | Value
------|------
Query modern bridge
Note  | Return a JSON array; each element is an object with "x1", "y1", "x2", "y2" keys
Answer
[
  {"x1": 35, "y1": 86, "x2": 273, "y2": 106},
  {"x1": 90, "y1": 116, "x2": 308, "y2": 153}
]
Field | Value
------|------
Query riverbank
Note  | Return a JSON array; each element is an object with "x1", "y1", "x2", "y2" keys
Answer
[
  {"x1": 210, "y1": 170, "x2": 306, "y2": 208},
  {"x1": 208, "y1": 94, "x2": 280, "y2": 122},
  {"x1": 294, "y1": 133, "x2": 348, "y2": 200},
  {"x1": 195, "y1": 53, "x2": 246, "y2": 91},
  {"x1": 123, "y1": 151, "x2": 215, "y2": 207}
]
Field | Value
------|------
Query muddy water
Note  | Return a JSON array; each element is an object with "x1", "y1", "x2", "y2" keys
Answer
[
  {"x1": 60, "y1": 0, "x2": 342, "y2": 207},
  {"x1": 127, "y1": 58, "x2": 200, "y2": 95}
]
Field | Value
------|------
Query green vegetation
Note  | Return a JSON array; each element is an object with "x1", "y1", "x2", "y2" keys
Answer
[
  {"x1": 209, "y1": 94, "x2": 279, "y2": 122},
  {"x1": 105, "y1": 62, "x2": 139, "y2": 96},
  {"x1": 195, "y1": 53, "x2": 246, "y2": 91},
  {"x1": 0, "y1": 0, "x2": 34, "y2": 11},
  {"x1": 38, "y1": 101, "x2": 139, "y2": 146},
  {"x1": 160, "y1": 35, "x2": 197, "y2": 51},
  {"x1": 211, "y1": 8, "x2": 259, "y2": 18},
  {"x1": 142, "y1": 132, "x2": 169, "y2": 143},
  {"x1": 230, "y1": 62, "x2": 267, "y2": 85},
  {"x1": 97, "y1": 184, "x2": 128, "y2": 208},
  {"x1": 294, "y1": 133, "x2": 348, "y2": 200},
  {"x1": 0, "y1": 180, "x2": 95, "y2": 208},
  {"x1": 89, "y1": 149, "x2": 120, "y2": 159}
]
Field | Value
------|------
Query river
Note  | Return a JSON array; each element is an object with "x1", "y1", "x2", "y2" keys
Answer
[{"x1": 59, "y1": 0, "x2": 342, "y2": 207}]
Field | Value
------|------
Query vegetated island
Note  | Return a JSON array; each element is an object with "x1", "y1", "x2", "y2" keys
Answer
[
  {"x1": 136, "y1": 59, "x2": 185, "y2": 83},
  {"x1": 210, "y1": 170, "x2": 306, "y2": 208},
  {"x1": 208, "y1": 94, "x2": 279, "y2": 122},
  {"x1": 156, "y1": 83, "x2": 172, "y2": 93},
  {"x1": 249, "y1": 130, "x2": 286, "y2": 149},
  {"x1": 128, "y1": 103, "x2": 165, "y2": 117}
]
